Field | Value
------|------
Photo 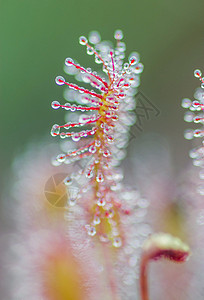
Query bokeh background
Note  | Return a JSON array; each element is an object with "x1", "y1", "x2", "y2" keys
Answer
[
  {"x1": 1, "y1": 0, "x2": 204, "y2": 188},
  {"x1": 1, "y1": 0, "x2": 204, "y2": 298}
]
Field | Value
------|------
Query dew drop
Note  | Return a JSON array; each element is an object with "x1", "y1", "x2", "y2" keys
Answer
[
  {"x1": 72, "y1": 134, "x2": 81, "y2": 142},
  {"x1": 96, "y1": 172, "x2": 104, "y2": 182},
  {"x1": 181, "y1": 98, "x2": 192, "y2": 108},
  {"x1": 86, "y1": 225, "x2": 96, "y2": 236},
  {"x1": 93, "y1": 215, "x2": 101, "y2": 225},
  {"x1": 107, "y1": 135, "x2": 114, "y2": 143},
  {"x1": 114, "y1": 30, "x2": 123, "y2": 40},
  {"x1": 69, "y1": 197, "x2": 77, "y2": 206},
  {"x1": 51, "y1": 157, "x2": 62, "y2": 166},
  {"x1": 113, "y1": 237, "x2": 122, "y2": 248},
  {"x1": 79, "y1": 36, "x2": 87, "y2": 45},
  {"x1": 97, "y1": 198, "x2": 106, "y2": 207},
  {"x1": 60, "y1": 132, "x2": 66, "y2": 139},
  {"x1": 70, "y1": 105, "x2": 76, "y2": 112},
  {"x1": 55, "y1": 76, "x2": 65, "y2": 85},
  {"x1": 95, "y1": 140, "x2": 101, "y2": 147},
  {"x1": 197, "y1": 184, "x2": 204, "y2": 196},
  {"x1": 105, "y1": 209, "x2": 114, "y2": 218},
  {"x1": 51, "y1": 100, "x2": 60, "y2": 109},
  {"x1": 192, "y1": 100, "x2": 201, "y2": 108},
  {"x1": 56, "y1": 154, "x2": 66, "y2": 162},
  {"x1": 65, "y1": 57, "x2": 74, "y2": 66},
  {"x1": 87, "y1": 47, "x2": 94, "y2": 55},
  {"x1": 95, "y1": 56, "x2": 102, "y2": 64},
  {"x1": 112, "y1": 115, "x2": 118, "y2": 121},
  {"x1": 89, "y1": 145, "x2": 97, "y2": 153},
  {"x1": 103, "y1": 149, "x2": 111, "y2": 157},
  {"x1": 137, "y1": 198, "x2": 149, "y2": 208},
  {"x1": 194, "y1": 69, "x2": 202, "y2": 78},
  {"x1": 134, "y1": 63, "x2": 144, "y2": 74},
  {"x1": 89, "y1": 31, "x2": 101, "y2": 44},
  {"x1": 194, "y1": 129, "x2": 203, "y2": 137},
  {"x1": 129, "y1": 56, "x2": 137, "y2": 65},
  {"x1": 184, "y1": 129, "x2": 194, "y2": 140},
  {"x1": 86, "y1": 170, "x2": 93, "y2": 178},
  {"x1": 64, "y1": 176, "x2": 72, "y2": 185},
  {"x1": 99, "y1": 234, "x2": 109, "y2": 243},
  {"x1": 184, "y1": 111, "x2": 194, "y2": 122},
  {"x1": 51, "y1": 124, "x2": 60, "y2": 136}
]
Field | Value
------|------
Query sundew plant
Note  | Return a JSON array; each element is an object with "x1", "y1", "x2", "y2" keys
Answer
[
  {"x1": 51, "y1": 30, "x2": 144, "y2": 245},
  {"x1": 182, "y1": 69, "x2": 204, "y2": 195},
  {"x1": 49, "y1": 30, "x2": 190, "y2": 299}
]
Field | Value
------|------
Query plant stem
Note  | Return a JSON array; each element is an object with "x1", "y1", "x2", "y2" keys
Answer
[
  {"x1": 102, "y1": 243, "x2": 121, "y2": 300},
  {"x1": 139, "y1": 254, "x2": 149, "y2": 300}
]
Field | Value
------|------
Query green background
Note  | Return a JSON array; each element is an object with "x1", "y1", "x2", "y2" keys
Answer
[{"x1": 1, "y1": 0, "x2": 204, "y2": 194}]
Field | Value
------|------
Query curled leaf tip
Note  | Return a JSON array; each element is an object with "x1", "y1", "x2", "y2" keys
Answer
[{"x1": 143, "y1": 232, "x2": 191, "y2": 263}]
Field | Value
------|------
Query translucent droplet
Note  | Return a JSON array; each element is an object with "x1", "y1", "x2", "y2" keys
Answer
[
  {"x1": 51, "y1": 124, "x2": 60, "y2": 136},
  {"x1": 118, "y1": 41, "x2": 126, "y2": 52},
  {"x1": 55, "y1": 76, "x2": 65, "y2": 85},
  {"x1": 103, "y1": 149, "x2": 111, "y2": 157},
  {"x1": 194, "y1": 116, "x2": 202, "y2": 123},
  {"x1": 86, "y1": 170, "x2": 93, "y2": 178},
  {"x1": 64, "y1": 176, "x2": 72, "y2": 185},
  {"x1": 99, "y1": 234, "x2": 109, "y2": 243},
  {"x1": 87, "y1": 47, "x2": 94, "y2": 55},
  {"x1": 89, "y1": 31, "x2": 101, "y2": 44},
  {"x1": 107, "y1": 135, "x2": 114, "y2": 143},
  {"x1": 79, "y1": 36, "x2": 87, "y2": 45},
  {"x1": 95, "y1": 56, "x2": 102, "y2": 64},
  {"x1": 51, "y1": 100, "x2": 60, "y2": 109},
  {"x1": 72, "y1": 134, "x2": 81, "y2": 142},
  {"x1": 70, "y1": 105, "x2": 76, "y2": 112},
  {"x1": 56, "y1": 154, "x2": 66, "y2": 162},
  {"x1": 181, "y1": 98, "x2": 192, "y2": 108},
  {"x1": 197, "y1": 184, "x2": 204, "y2": 196},
  {"x1": 86, "y1": 225, "x2": 96, "y2": 236},
  {"x1": 97, "y1": 198, "x2": 106, "y2": 207},
  {"x1": 184, "y1": 129, "x2": 194, "y2": 140},
  {"x1": 112, "y1": 115, "x2": 118, "y2": 121},
  {"x1": 129, "y1": 51, "x2": 140, "y2": 63},
  {"x1": 69, "y1": 197, "x2": 77, "y2": 206},
  {"x1": 93, "y1": 215, "x2": 101, "y2": 225},
  {"x1": 89, "y1": 145, "x2": 97, "y2": 153},
  {"x1": 114, "y1": 30, "x2": 123, "y2": 40},
  {"x1": 96, "y1": 173, "x2": 104, "y2": 182},
  {"x1": 128, "y1": 255, "x2": 138, "y2": 267},
  {"x1": 106, "y1": 209, "x2": 114, "y2": 218},
  {"x1": 129, "y1": 56, "x2": 137, "y2": 65},
  {"x1": 194, "y1": 69, "x2": 202, "y2": 78},
  {"x1": 134, "y1": 63, "x2": 144, "y2": 74},
  {"x1": 51, "y1": 157, "x2": 62, "y2": 166},
  {"x1": 60, "y1": 132, "x2": 66, "y2": 139},
  {"x1": 192, "y1": 100, "x2": 201, "y2": 108},
  {"x1": 113, "y1": 237, "x2": 122, "y2": 248},
  {"x1": 184, "y1": 111, "x2": 194, "y2": 122},
  {"x1": 95, "y1": 140, "x2": 101, "y2": 147},
  {"x1": 194, "y1": 129, "x2": 203, "y2": 137},
  {"x1": 65, "y1": 57, "x2": 74, "y2": 66}
]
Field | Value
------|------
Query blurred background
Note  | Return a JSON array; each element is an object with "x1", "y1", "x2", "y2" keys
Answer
[
  {"x1": 1, "y1": 1, "x2": 204, "y2": 299},
  {"x1": 1, "y1": 0, "x2": 204, "y2": 190}
]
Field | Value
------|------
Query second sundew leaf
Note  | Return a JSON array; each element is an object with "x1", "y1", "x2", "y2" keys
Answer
[{"x1": 51, "y1": 30, "x2": 144, "y2": 247}]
